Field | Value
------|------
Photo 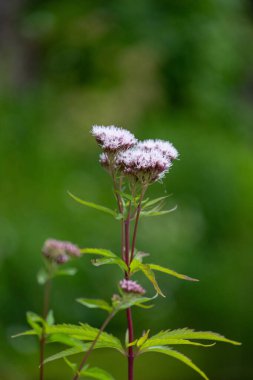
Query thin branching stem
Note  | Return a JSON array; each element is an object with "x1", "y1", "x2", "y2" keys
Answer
[
  {"x1": 130, "y1": 186, "x2": 147, "y2": 263},
  {"x1": 72, "y1": 311, "x2": 116, "y2": 380},
  {"x1": 123, "y1": 199, "x2": 135, "y2": 380}
]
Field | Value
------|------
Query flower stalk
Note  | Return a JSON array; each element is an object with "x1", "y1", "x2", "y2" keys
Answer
[
  {"x1": 39, "y1": 277, "x2": 51, "y2": 380},
  {"x1": 72, "y1": 310, "x2": 116, "y2": 380}
]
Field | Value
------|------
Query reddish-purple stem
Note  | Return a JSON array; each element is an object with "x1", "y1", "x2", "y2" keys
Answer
[{"x1": 124, "y1": 204, "x2": 135, "y2": 380}]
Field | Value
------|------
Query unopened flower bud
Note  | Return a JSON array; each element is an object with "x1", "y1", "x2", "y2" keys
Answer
[{"x1": 120, "y1": 279, "x2": 146, "y2": 295}]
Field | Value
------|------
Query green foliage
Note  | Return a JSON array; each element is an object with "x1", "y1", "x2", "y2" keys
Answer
[
  {"x1": 135, "y1": 262, "x2": 165, "y2": 297},
  {"x1": 37, "y1": 266, "x2": 77, "y2": 285},
  {"x1": 46, "y1": 323, "x2": 123, "y2": 350},
  {"x1": 117, "y1": 293, "x2": 157, "y2": 311},
  {"x1": 44, "y1": 346, "x2": 88, "y2": 364},
  {"x1": 80, "y1": 248, "x2": 117, "y2": 259},
  {"x1": 130, "y1": 254, "x2": 198, "y2": 296},
  {"x1": 148, "y1": 264, "x2": 198, "y2": 282},
  {"x1": 136, "y1": 330, "x2": 150, "y2": 347},
  {"x1": 140, "y1": 195, "x2": 177, "y2": 218},
  {"x1": 77, "y1": 298, "x2": 113, "y2": 313},
  {"x1": 80, "y1": 365, "x2": 115, "y2": 380},
  {"x1": 140, "y1": 329, "x2": 241, "y2": 346},
  {"x1": 142, "y1": 346, "x2": 209, "y2": 380},
  {"x1": 68, "y1": 192, "x2": 117, "y2": 218},
  {"x1": 80, "y1": 248, "x2": 127, "y2": 271},
  {"x1": 136, "y1": 328, "x2": 241, "y2": 379},
  {"x1": 91, "y1": 257, "x2": 128, "y2": 272},
  {"x1": 63, "y1": 358, "x2": 115, "y2": 380}
]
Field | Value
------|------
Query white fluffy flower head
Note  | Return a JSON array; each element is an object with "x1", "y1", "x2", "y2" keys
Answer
[
  {"x1": 137, "y1": 139, "x2": 179, "y2": 160},
  {"x1": 117, "y1": 147, "x2": 172, "y2": 184},
  {"x1": 91, "y1": 125, "x2": 137, "y2": 152}
]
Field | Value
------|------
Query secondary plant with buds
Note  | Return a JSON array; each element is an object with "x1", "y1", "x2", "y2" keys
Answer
[{"x1": 15, "y1": 125, "x2": 241, "y2": 380}]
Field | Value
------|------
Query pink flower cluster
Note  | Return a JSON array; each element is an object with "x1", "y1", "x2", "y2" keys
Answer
[
  {"x1": 91, "y1": 125, "x2": 137, "y2": 152},
  {"x1": 42, "y1": 239, "x2": 80, "y2": 264},
  {"x1": 91, "y1": 125, "x2": 179, "y2": 184},
  {"x1": 117, "y1": 147, "x2": 172, "y2": 183},
  {"x1": 119, "y1": 279, "x2": 146, "y2": 295},
  {"x1": 137, "y1": 139, "x2": 179, "y2": 161}
]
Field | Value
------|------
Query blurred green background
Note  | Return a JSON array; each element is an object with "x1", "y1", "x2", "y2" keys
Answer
[{"x1": 1, "y1": 0, "x2": 253, "y2": 379}]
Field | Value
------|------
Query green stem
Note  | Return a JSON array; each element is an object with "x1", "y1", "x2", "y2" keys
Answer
[
  {"x1": 130, "y1": 187, "x2": 146, "y2": 263},
  {"x1": 39, "y1": 278, "x2": 51, "y2": 380}
]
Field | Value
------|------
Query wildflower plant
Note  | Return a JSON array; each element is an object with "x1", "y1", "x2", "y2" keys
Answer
[{"x1": 15, "y1": 125, "x2": 241, "y2": 380}]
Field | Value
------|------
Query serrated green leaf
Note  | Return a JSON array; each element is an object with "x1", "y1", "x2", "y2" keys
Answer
[
  {"x1": 80, "y1": 366, "x2": 115, "y2": 380},
  {"x1": 91, "y1": 257, "x2": 128, "y2": 272},
  {"x1": 80, "y1": 248, "x2": 117, "y2": 258},
  {"x1": 144, "y1": 346, "x2": 209, "y2": 380},
  {"x1": 68, "y1": 192, "x2": 116, "y2": 217},
  {"x1": 77, "y1": 298, "x2": 113, "y2": 313},
  {"x1": 45, "y1": 323, "x2": 124, "y2": 352},
  {"x1": 44, "y1": 337, "x2": 125, "y2": 365},
  {"x1": 141, "y1": 338, "x2": 215, "y2": 349},
  {"x1": 37, "y1": 268, "x2": 49, "y2": 285},
  {"x1": 142, "y1": 328, "x2": 241, "y2": 346},
  {"x1": 47, "y1": 333, "x2": 85, "y2": 347},
  {"x1": 148, "y1": 264, "x2": 198, "y2": 282},
  {"x1": 44, "y1": 346, "x2": 87, "y2": 364},
  {"x1": 55, "y1": 267, "x2": 77, "y2": 277},
  {"x1": 137, "y1": 330, "x2": 150, "y2": 347}
]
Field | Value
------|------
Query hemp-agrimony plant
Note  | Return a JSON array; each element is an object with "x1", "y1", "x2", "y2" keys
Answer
[{"x1": 16, "y1": 125, "x2": 241, "y2": 380}]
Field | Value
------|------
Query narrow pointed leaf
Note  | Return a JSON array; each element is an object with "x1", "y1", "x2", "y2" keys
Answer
[
  {"x1": 141, "y1": 205, "x2": 177, "y2": 217},
  {"x1": 149, "y1": 264, "x2": 198, "y2": 282},
  {"x1": 91, "y1": 257, "x2": 128, "y2": 272},
  {"x1": 138, "y1": 263, "x2": 165, "y2": 297},
  {"x1": 144, "y1": 346, "x2": 209, "y2": 380},
  {"x1": 77, "y1": 298, "x2": 113, "y2": 313},
  {"x1": 44, "y1": 346, "x2": 87, "y2": 364},
  {"x1": 63, "y1": 357, "x2": 77, "y2": 371},
  {"x1": 144, "y1": 328, "x2": 241, "y2": 345},
  {"x1": 12, "y1": 329, "x2": 37, "y2": 338},
  {"x1": 68, "y1": 192, "x2": 116, "y2": 217},
  {"x1": 26, "y1": 312, "x2": 44, "y2": 335},
  {"x1": 141, "y1": 338, "x2": 215, "y2": 349},
  {"x1": 137, "y1": 330, "x2": 150, "y2": 347},
  {"x1": 142, "y1": 196, "x2": 169, "y2": 209},
  {"x1": 80, "y1": 248, "x2": 117, "y2": 258}
]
